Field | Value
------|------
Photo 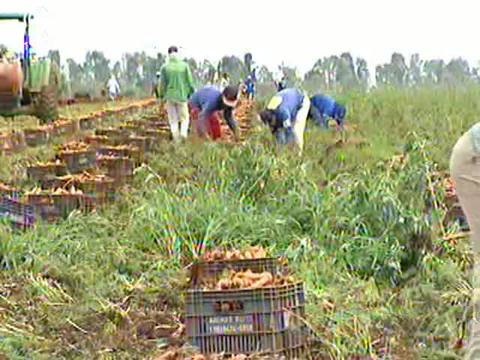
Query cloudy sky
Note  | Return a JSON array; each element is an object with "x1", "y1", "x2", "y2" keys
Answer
[{"x1": 2, "y1": 0, "x2": 478, "y2": 75}]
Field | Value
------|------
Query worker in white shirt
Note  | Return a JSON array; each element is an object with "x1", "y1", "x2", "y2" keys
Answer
[{"x1": 107, "y1": 75, "x2": 120, "y2": 101}]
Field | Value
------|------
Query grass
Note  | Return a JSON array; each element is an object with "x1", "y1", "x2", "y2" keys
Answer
[{"x1": 0, "y1": 86, "x2": 477, "y2": 359}]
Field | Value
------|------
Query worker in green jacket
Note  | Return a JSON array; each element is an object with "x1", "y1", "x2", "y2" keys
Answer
[{"x1": 158, "y1": 46, "x2": 195, "y2": 142}]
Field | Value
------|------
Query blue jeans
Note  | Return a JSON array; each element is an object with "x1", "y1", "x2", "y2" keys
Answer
[
  {"x1": 310, "y1": 106, "x2": 329, "y2": 128},
  {"x1": 275, "y1": 127, "x2": 295, "y2": 145}
]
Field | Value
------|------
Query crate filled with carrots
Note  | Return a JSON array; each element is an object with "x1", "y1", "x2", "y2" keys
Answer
[{"x1": 185, "y1": 246, "x2": 309, "y2": 358}]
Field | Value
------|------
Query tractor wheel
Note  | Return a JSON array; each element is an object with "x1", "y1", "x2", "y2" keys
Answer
[{"x1": 34, "y1": 85, "x2": 58, "y2": 124}]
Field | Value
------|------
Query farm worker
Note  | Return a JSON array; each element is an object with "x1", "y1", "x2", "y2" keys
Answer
[
  {"x1": 158, "y1": 46, "x2": 195, "y2": 142},
  {"x1": 152, "y1": 71, "x2": 161, "y2": 101},
  {"x1": 219, "y1": 73, "x2": 229, "y2": 91},
  {"x1": 245, "y1": 76, "x2": 255, "y2": 100},
  {"x1": 251, "y1": 67, "x2": 257, "y2": 83},
  {"x1": 189, "y1": 85, "x2": 240, "y2": 141},
  {"x1": 259, "y1": 88, "x2": 310, "y2": 153},
  {"x1": 450, "y1": 123, "x2": 480, "y2": 357},
  {"x1": 107, "y1": 75, "x2": 120, "y2": 101},
  {"x1": 275, "y1": 75, "x2": 287, "y2": 92},
  {"x1": 309, "y1": 94, "x2": 347, "y2": 130}
]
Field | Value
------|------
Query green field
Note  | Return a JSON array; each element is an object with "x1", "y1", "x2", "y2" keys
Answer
[{"x1": 0, "y1": 87, "x2": 476, "y2": 359}]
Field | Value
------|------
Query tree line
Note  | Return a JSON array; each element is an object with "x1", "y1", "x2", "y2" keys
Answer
[{"x1": 43, "y1": 50, "x2": 480, "y2": 99}]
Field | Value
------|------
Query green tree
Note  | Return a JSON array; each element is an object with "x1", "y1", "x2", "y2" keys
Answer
[
  {"x1": 336, "y1": 52, "x2": 358, "y2": 90},
  {"x1": 84, "y1": 51, "x2": 111, "y2": 94},
  {"x1": 219, "y1": 55, "x2": 246, "y2": 84},
  {"x1": 423, "y1": 59, "x2": 444, "y2": 84},
  {"x1": 390, "y1": 52, "x2": 408, "y2": 86},
  {"x1": 443, "y1": 58, "x2": 471, "y2": 85},
  {"x1": 408, "y1": 53, "x2": 423, "y2": 86},
  {"x1": 48, "y1": 50, "x2": 61, "y2": 67},
  {"x1": 356, "y1": 57, "x2": 369, "y2": 90}
]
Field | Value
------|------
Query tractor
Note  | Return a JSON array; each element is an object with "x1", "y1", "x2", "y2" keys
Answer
[{"x1": 0, "y1": 13, "x2": 59, "y2": 123}]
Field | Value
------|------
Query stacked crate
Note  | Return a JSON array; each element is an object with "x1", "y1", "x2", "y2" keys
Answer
[{"x1": 186, "y1": 257, "x2": 309, "y2": 358}]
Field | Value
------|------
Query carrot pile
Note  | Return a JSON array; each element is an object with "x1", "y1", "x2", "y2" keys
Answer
[
  {"x1": 212, "y1": 269, "x2": 295, "y2": 290},
  {"x1": 101, "y1": 144, "x2": 138, "y2": 151},
  {"x1": 26, "y1": 186, "x2": 84, "y2": 195},
  {"x1": 56, "y1": 172, "x2": 111, "y2": 183},
  {"x1": 0, "y1": 182, "x2": 19, "y2": 192},
  {"x1": 58, "y1": 141, "x2": 91, "y2": 153},
  {"x1": 444, "y1": 177, "x2": 456, "y2": 197},
  {"x1": 197, "y1": 246, "x2": 294, "y2": 290},
  {"x1": 202, "y1": 246, "x2": 267, "y2": 261},
  {"x1": 97, "y1": 154, "x2": 129, "y2": 161},
  {"x1": 29, "y1": 159, "x2": 64, "y2": 167}
]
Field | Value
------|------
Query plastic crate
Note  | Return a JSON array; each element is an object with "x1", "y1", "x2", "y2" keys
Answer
[
  {"x1": 50, "y1": 194, "x2": 83, "y2": 217},
  {"x1": 190, "y1": 257, "x2": 288, "y2": 288},
  {"x1": 97, "y1": 146, "x2": 142, "y2": 165},
  {"x1": 80, "y1": 194, "x2": 97, "y2": 212},
  {"x1": 186, "y1": 283, "x2": 305, "y2": 317},
  {"x1": 186, "y1": 283, "x2": 307, "y2": 356},
  {"x1": 26, "y1": 194, "x2": 60, "y2": 223},
  {"x1": 58, "y1": 150, "x2": 97, "y2": 173},
  {"x1": 123, "y1": 120, "x2": 146, "y2": 129},
  {"x1": 0, "y1": 196, "x2": 35, "y2": 230},
  {"x1": 146, "y1": 121, "x2": 170, "y2": 132},
  {"x1": 96, "y1": 156, "x2": 134, "y2": 183},
  {"x1": 189, "y1": 330, "x2": 309, "y2": 358},
  {"x1": 115, "y1": 136, "x2": 148, "y2": 154},
  {"x1": 0, "y1": 183, "x2": 22, "y2": 200},
  {"x1": 23, "y1": 128, "x2": 49, "y2": 146},
  {"x1": 95, "y1": 128, "x2": 131, "y2": 138},
  {"x1": 79, "y1": 116, "x2": 98, "y2": 130},
  {"x1": 27, "y1": 163, "x2": 67, "y2": 185},
  {"x1": 52, "y1": 120, "x2": 78, "y2": 137},
  {"x1": 77, "y1": 177, "x2": 115, "y2": 206},
  {"x1": 139, "y1": 129, "x2": 165, "y2": 139},
  {"x1": 84, "y1": 135, "x2": 112, "y2": 148}
]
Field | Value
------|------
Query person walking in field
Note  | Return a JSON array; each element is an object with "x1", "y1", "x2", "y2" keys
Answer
[
  {"x1": 152, "y1": 71, "x2": 161, "y2": 101},
  {"x1": 107, "y1": 75, "x2": 120, "y2": 101},
  {"x1": 259, "y1": 87, "x2": 310, "y2": 153},
  {"x1": 158, "y1": 46, "x2": 195, "y2": 142},
  {"x1": 189, "y1": 85, "x2": 240, "y2": 141},
  {"x1": 309, "y1": 94, "x2": 347, "y2": 130},
  {"x1": 244, "y1": 75, "x2": 255, "y2": 100},
  {"x1": 450, "y1": 123, "x2": 480, "y2": 358}
]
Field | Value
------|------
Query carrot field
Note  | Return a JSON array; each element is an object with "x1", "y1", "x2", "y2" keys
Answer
[{"x1": 0, "y1": 86, "x2": 477, "y2": 359}]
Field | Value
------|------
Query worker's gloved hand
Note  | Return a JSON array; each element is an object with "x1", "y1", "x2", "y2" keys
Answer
[{"x1": 283, "y1": 119, "x2": 292, "y2": 128}]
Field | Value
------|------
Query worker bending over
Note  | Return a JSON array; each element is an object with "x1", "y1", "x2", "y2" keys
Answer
[
  {"x1": 309, "y1": 94, "x2": 347, "y2": 130},
  {"x1": 189, "y1": 85, "x2": 240, "y2": 141},
  {"x1": 259, "y1": 88, "x2": 310, "y2": 152}
]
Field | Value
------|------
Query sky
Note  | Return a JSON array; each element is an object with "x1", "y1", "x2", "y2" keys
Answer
[{"x1": 1, "y1": 0, "x2": 479, "y2": 76}]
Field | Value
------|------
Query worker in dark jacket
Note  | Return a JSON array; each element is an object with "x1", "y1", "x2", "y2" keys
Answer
[
  {"x1": 189, "y1": 85, "x2": 240, "y2": 141},
  {"x1": 309, "y1": 94, "x2": 347, "y2": 130},
  {"x1": 259, "y1": 88, "x2": 310, "y2": 152}
]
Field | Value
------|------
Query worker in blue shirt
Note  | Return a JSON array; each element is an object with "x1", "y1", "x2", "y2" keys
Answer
[
  {"x1": 259, "y1": 88, "x2": 310, "y2": 152},
  {"x1": 244, "y1": 76, "x2": 255, "y2": 100},
  {"x1": 189, "y1": 85, "x2": 240, "y2": 140},
  {"x1": 309, "y1": 94, "x2": 347, "y2": 130}
]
